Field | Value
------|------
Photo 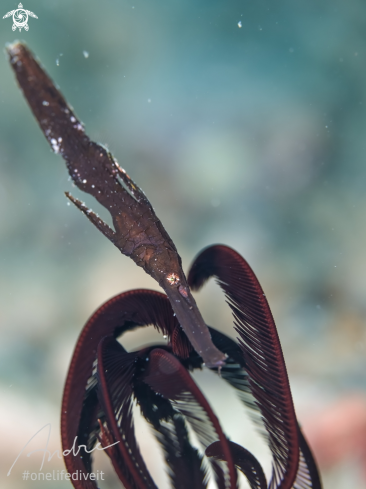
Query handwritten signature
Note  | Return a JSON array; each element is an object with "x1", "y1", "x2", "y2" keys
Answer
[{"x1": 7, "y1": 423, "x2": 119, "y2": 476}]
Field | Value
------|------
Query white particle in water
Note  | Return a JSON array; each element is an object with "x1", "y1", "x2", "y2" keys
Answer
[
  {"x1": 238, "y1": 21, "x2": 242, "y2": 28},
  {"x1": 83, "y1": 179, "x2": 87, "y2": 184},
  {"x1": 70, "y1": 116, "x2": 76, "y2": 123},
  {"x1": 42, "y1": 101, "x2": 49, "y2": 106},
  {"x1": 83, "y1": 51, "x2": 89, "y2": 59},
  {"x1": 56, "y1": 58, "x2": 59, "y2": 66}
]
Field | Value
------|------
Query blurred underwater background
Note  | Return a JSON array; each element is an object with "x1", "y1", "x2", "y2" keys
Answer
[{"x1": 0, "y1": 0, "x2": 366, "y2": 487}]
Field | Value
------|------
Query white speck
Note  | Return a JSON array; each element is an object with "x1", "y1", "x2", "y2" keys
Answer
[
  {"x1": 83, "y1": 51, "x2": 89, "y2": 59},
  {"x1": 74, "y1": 123, "x2": 84, "y2": 131},
  {"x1": 238, "y1": 21, "x2": 242, "y2": 28},
  {"x1": 258, "y1": 25, "x2": 263, "y2": 31},
  {"x1": 67, "y1": 202, "x2": 71, "y2": 206},
  {"x1": 91, "y1": 184, "x2": 95, "y2": 188},
  {"x1": 56, "y1": 58, "x2": 60, "y2": 66},
  {"x1": 42, "y1": 101, "x2": 49, "y2": 106},
  {"x1": 70, "y1": 116, "x2": 76, "y2": 123},
  {"x1": 163, "y1": 335, "x2": 167, "y2": 339},
  {"x1": 147, "y1": 98, "x2": 151, "y2": 103},
  {"x1": 58, "y1": 137, "x2": 62, "y2": 143},
  {"x1": 50, "y1": 138, "x2": 60, "y2": 154},
  {"x1": 83, "y1": 179, "x2": 87, "y2": 184}
]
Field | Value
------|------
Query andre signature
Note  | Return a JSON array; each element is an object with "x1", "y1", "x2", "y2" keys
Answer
[{"x1": 7, "y1": 423, "x2": 119, "y2": 476}]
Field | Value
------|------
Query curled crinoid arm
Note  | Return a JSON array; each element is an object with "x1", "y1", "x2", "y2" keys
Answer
[
  {"x1": 292, "y1": 428, "x2": 322, "y2": 489},
  {"x1": 61, "y1": 289, "x2": 182, "y2": 485},
  {"x1": 206, "y1": 441, "x2": 267, "y2": 489},
  {"x1": 97, "y1": 337, "x2": 158, "y2": 489},
  {"x1": 188, "y1": 245, "x2": 323, "y2": 489},
  {"x1": 188, "y1": 245, "x2": 300, "y2": 489},
  {"x1": 7, "y1": 41, "x2": 226, "y2": 369},
  {"x1": 142, "y1": 348, "x2": 237, "y2": 489},
  {"x1": 97, "y1": 418, "x2": 132, "y2": 485}
]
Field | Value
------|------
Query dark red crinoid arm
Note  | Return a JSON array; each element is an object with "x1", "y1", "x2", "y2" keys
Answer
[
  {"x1": 292, "y1": 428, "x2": 322, "y2": 489},
  {"x1": 206, "y1": 440, "x2": 267, "y2": 489},
  {"x1": 142, "y1": 348, "x2": 237, "y2": 489},
  {"x1": 61, "y1": 289, "x2": 185, "y2": 487},
  {"x1": 98, "y1": 336, "x2": 213, "y2": 489},
  {"x1": 97, "y1": 336, "x2": 158, "y2": 488},
  {"x1": 187, "y1": 245, "x2": 300, "y2": 489}
]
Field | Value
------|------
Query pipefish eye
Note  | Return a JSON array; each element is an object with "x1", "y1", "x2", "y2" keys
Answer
[{"x1": 166, "y1": 273, "x2": 180, "y2": 285}]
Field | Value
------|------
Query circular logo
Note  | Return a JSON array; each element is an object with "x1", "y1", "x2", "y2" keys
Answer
[{"x1": 13, "y1": 9, "x2": 28, "y2": 30}]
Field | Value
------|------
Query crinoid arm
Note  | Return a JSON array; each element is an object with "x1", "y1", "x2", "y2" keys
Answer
[{"x1": 188, "y1": 245, "x2": 322, "y2": 489}]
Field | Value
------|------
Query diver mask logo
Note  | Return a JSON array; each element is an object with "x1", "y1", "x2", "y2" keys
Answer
[{"x1": 3, "y1": 3, "x2": 38, "y2": 32}]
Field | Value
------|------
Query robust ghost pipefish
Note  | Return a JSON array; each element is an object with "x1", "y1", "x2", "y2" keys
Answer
[
  {"x1": 6, "y1": 41, "x2": 225, "y2": 369},
  {"x1": 7, "y1": 42, "x2": 322, "y2": 488}
]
